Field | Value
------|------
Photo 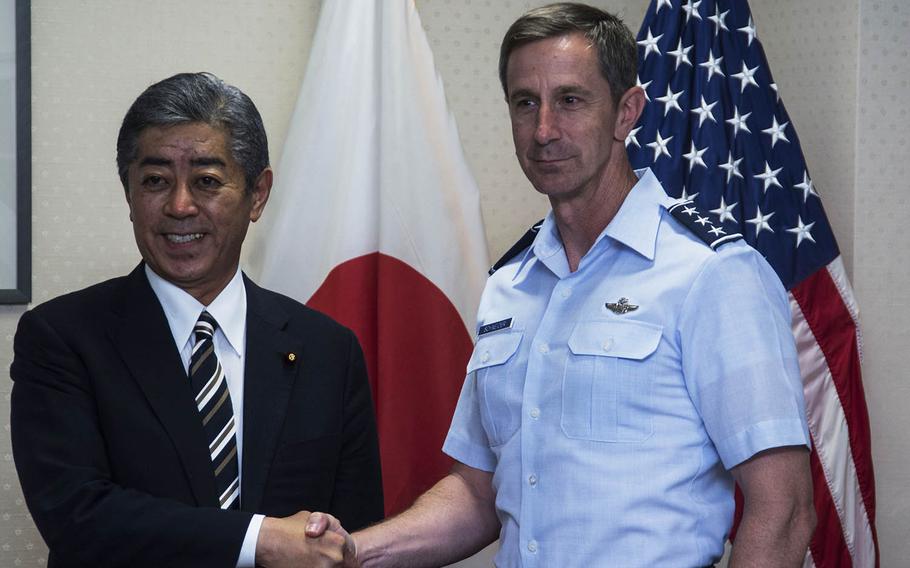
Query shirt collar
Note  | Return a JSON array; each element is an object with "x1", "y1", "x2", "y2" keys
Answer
[
  {"x1": 602, "y1": 168, "x2": 674, "y2": 261},
  {"x1": 519, "y1": 168, "x2": 672, "y2": 278},
  {"x1": 145, "y1": 265, "x2": 247, "y2": 358}
]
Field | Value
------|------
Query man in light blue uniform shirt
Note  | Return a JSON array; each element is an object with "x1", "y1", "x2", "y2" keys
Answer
[
  {"x1": 306, "y1": 4, "x2": 816, "y2": 566},
  {"x1": 442, "y1": 167, "x2": 811, "y2": 566}
]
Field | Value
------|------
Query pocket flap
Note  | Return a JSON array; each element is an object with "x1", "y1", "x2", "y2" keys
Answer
[
  {"x1": 467, "y1": 332, "x2": 523, "y2": 373},
  {"x1": 568, "y1": 320, "x2": 662, "y2": 360}
]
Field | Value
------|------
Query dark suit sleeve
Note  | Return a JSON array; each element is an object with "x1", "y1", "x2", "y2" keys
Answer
[
  {"x1": 328, "y1": 330, "x2": 384, "y2": 529},
  {"x1": 10, "y1": 308, "x2": 252, "y2": 568}
]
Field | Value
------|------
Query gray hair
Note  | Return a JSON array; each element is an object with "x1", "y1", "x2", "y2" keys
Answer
[
  {"x1": 499, "y1": 2, "x2": 637, "y2": 105},
  {"x1": 116, "y1": 72, "x2": 269, "y2": 193}
]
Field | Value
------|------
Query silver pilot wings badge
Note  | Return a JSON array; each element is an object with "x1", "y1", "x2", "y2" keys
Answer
[{"x1": 606, "y1": 297, "x2": 639, "y2": 315}]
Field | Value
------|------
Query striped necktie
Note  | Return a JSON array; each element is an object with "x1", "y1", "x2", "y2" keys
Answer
[{"x1": 189, "y1": 311, "x2": 240, "y2": 509}]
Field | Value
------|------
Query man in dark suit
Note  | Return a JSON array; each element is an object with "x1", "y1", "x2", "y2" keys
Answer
[{"x1": 10, "y1": 72, "x2": 383, "y2": 567}]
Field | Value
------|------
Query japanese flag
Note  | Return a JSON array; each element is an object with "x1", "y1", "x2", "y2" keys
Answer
[{"x1": 250, "y1": 0, "x2": 490, "y2": 515}]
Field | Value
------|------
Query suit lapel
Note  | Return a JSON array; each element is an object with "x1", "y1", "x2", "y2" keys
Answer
[
  {"x1": 108, "y1": 265, "x2": 219, "y2": 507},
  {"x1": 240, "y1": 276, "x2": 304, "y2": 512}
]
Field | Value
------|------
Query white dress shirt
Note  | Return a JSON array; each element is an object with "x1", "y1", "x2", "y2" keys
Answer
[{"x1": 145, "y1": 265, "x2": 264, "y2": 567}]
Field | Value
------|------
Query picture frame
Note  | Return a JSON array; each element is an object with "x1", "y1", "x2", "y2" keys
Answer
[{"x1": 0, "y1": 0, "x2": 30, "y2": 303}]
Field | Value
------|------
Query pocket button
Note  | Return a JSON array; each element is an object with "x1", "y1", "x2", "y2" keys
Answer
[{"x1": 602, "y1": 337, "x2": 614, "y2": 352}]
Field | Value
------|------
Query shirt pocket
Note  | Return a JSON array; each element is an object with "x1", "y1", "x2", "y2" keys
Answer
[
  {"x1": 561, "y1": 319, "x2": 662, "y2": 443},
  {"x1": 467, "y1": 332, "x2": 524, "y2": 447}
]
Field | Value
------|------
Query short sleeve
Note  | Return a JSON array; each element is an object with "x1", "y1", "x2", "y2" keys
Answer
[
  {"x1": 442, "y1": 372, "x2": 497, "y2": 472},
  {"x1": 679, "y1": 243, "x2": 811, "y2": 469}
]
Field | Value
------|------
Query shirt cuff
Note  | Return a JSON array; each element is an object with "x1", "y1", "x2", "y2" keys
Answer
[
  {"x1": 236, "y1": 514, "x2": 266, "y2": 568},
  {"x1": 717, "y1": 418, "x2": 811, "y2": 470},
  {"x1": 442, "y1": 431, "x2": 497, "y2": 472}
]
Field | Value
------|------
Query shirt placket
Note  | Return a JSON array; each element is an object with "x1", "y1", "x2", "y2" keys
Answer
[{"x1": 517, "y1": 270, "x2": 575, "y2": 566}]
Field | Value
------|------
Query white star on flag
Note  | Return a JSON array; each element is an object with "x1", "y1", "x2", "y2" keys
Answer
[
  {"x1": 708, "y1": 7, "x2": 729, "y2": 34},
  {"x1": 699, "y1": 50, "x2": 725, "y2": 81},
  {"x1": 637, "y1": 28, "x2": 663, "y2": 60},
  {"x1": 718, "y1": 151, "x2": 744, "y2": 183},
  {"x1": 682, "y1": 0, "x2": 702, "y2": 22},
  {"x1": 710, "y1": 196, "x2": 739, "y2": 223},
  {"x1": 731, "y1": 62, "x2": 760, "y2": 92},
  {"x1": 786, "y1": 216, "x2": 817, "y2": 247},
  {"x1": 738, "y1": 16, "x2": 757, "y2": 46},
  {"x1": 682, "y1": 141, "x2": 708, "y2": 172},
  {"x1": 668, "y1": 38, "x2": 693, "y2": 69},
  {"x1": 794, "y1": 171, "x2": 819, "y2": 202},
  {"x1": 636, "y1": 76, "x2": 653, "y2": 101},
  {"x1": 626, "y1": 126, "x2": 642, "y2": 148},
  {"x1": 755, "y1": 161, "x2": 784, "y2": 192},
  {"x1": 680, "y1": 186, "x2": 699, "y2": 202},
  {"x1": 770, "y1": 82, "x2": 780, "y2": 101},
  {"x1": 691, "y1": 96, "x2": 718, "y2": 127},
  {"x1": 747, "y1": 204, "x2": 775, "y2": 236},
  {"x1": 647, "y1": 131, "x2": 673, "y2": 161},
  {"x1": 726, "y1": 107, "x2": 752, "y2": 137},
  {"x1": 656, "y1": 85, "x2": 684, "y2": 116},
  {"x1": 655, "y1": 0, "x2": 674, "y2": 13},
  {"x1": 762, "y1": 116, "x2": 790, "y2": 147}
]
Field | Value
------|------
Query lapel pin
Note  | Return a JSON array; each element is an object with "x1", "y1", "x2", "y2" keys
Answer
[
  {"x1": 286, "y1": 352, "x2": 297, "y2": 363},
  {"x1": 606, "y1": 297, "x2": 639, "y2": 315}
]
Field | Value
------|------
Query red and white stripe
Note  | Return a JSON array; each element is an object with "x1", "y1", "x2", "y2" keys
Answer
[{"x1": 790, "y1": 256, "x2": 878, "y2": 567}]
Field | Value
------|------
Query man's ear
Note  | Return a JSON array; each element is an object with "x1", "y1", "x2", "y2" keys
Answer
[
  {"x1": 249, "y1": 167, "x2": 273, "y2": 222},
  {"x1": 123, "y1": 183, "x2": 134, "y2": 223},
  {"x1": 614, "y1": 86, "x2": 646, "y2": 142}
]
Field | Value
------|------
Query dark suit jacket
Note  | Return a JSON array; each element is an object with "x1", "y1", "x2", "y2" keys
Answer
[{"x1": 10, "y1": 265, "x2": 384, "y2": 567}]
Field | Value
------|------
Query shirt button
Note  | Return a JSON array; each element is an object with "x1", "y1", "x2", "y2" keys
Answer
[
  {"x1": 528, "y1": 540, "x2": 538, "y2": 553},
  {"x1": 538, "y1": 343, "x2": 549, "y2": 354},
  {"x1": 602, "y1": 338, "x2": 613, "y2": 352},
  {"x1": 528, "y1": 474, "x2": 538, "y2": 486},
  {"x1": 561, "y1": 287, "x2": 572, "y2": 299},
  {"x1": 480, "y1": 351, "x2": 490, "y2": 363},
  {"x1": 529, "y1": 407, "x2": 540, "y2": 419}
]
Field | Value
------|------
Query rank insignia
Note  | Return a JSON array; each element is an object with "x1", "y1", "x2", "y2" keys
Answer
[
  {"x1": 667, "y1": 199, "x2": 742, "y2": 250},
  {"x1": 606, "y1": 298, "x2": 639, "y2": 314}
]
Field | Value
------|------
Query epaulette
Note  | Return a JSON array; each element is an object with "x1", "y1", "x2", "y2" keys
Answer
[
  {"x1": 489, "y1": 219, "x2": 544, "y2": 275},
  {"x1": 666, "y1": 200, "x2": 742, "y2": 250}
]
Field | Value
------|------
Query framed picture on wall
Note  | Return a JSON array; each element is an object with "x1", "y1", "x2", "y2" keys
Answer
[{"x1": 0, "y1": 0, "x2": 30, "y2": 303}]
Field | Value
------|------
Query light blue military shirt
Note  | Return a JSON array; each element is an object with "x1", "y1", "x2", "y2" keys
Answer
[{"x1": 443, "y1": 169, "x2": 810, "y2": 567}]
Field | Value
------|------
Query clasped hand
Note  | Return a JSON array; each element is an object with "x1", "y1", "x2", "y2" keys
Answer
[{"x1": 255, "y1": 510, "x2": 357, "y2": 568}]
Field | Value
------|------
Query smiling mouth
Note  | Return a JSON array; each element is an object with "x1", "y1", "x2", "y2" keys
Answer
[
  {"x1": 165, "y1": 233, "x2": 205, "y2": 244},
  {"x1": 531, "y1": 157, "x2": 572, "y2": 164}
]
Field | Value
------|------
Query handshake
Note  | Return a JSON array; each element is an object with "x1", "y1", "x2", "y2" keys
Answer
[
  {"x1": 253, "y1": 462, "x2": 500, "y2": 568},
  {"x1": 256, "y1": 510, "x2": 360, "y2": 568}
]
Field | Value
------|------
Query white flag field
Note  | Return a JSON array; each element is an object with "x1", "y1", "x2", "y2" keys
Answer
[{"x1": 249, "y1": 0, "x2": 490, "y2": 515}]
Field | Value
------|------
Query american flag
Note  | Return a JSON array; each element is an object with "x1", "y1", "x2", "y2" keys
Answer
[{"x1": 626, "y1": 1, "x2": 878, "y2": 566}]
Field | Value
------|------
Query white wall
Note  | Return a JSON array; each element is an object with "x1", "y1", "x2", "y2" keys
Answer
[
  {"x1": 854, "y1": 1, "x2": 910, "y2": 563},
  {"x1": 1, "y1": 0, "x2": 907, "y2": 565}
]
